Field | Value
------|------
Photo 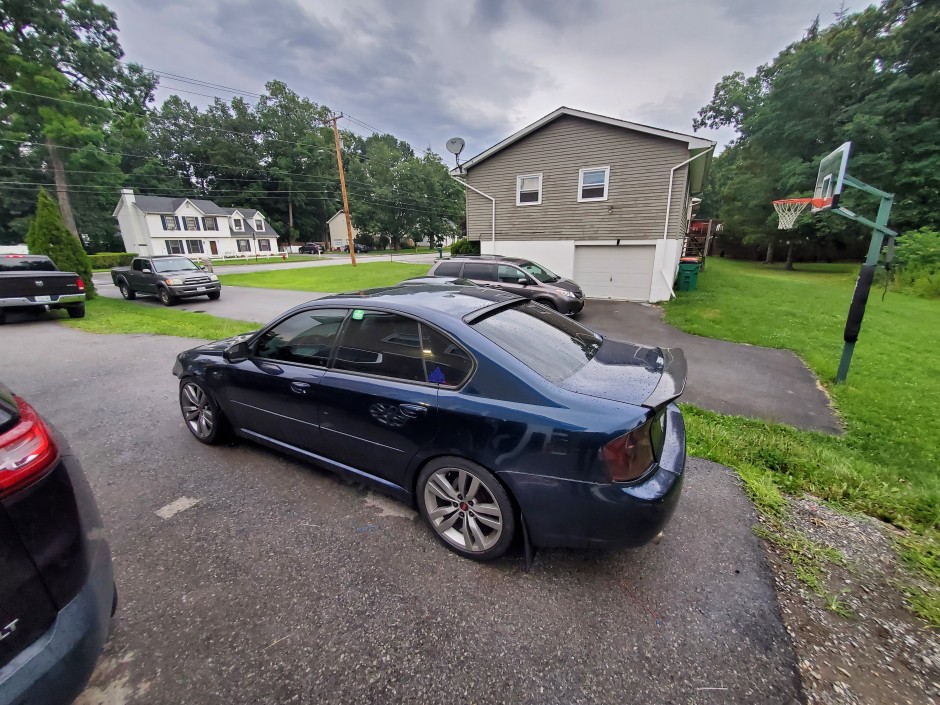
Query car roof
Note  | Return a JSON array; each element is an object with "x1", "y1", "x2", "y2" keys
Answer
[
  {"x1": 442, "y1": 255, "x2": 529, "y2": 265},
  {"x1": 291, "y1": 285, "x2": 520, "y2": 321}
]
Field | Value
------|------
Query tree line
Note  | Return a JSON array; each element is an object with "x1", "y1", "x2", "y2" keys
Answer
[
  {"x1": 0, "y1": 0, "x2": 465, "y2": 252},
  {"x1": 695, "y1": 0, "x2": 938, "y2": 266}
]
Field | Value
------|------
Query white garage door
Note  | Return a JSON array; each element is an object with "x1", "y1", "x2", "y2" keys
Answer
[{"x1": 573, "y1": 245, "x2": 656, "y2": 301}]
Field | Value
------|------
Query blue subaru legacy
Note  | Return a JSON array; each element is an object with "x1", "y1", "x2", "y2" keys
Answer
[{"x1": 172, "y1": 286, "x2": 687, "y2": 561}]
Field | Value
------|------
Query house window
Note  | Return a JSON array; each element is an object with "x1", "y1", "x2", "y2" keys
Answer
[
  {"x1": 166, "y1": 240, "x2": 184, "y2": 255},
  {"x1": 203, "y1": 217, "x2": 218, "y2": 231},
  {"x1": 183, "y1": 216, "x2": 200, "y2": 231},
  {"x1": 258, "y1": 239, "x2": 271, "y2": 252},
  {"x1": 232, "y1": 218, "x2": 244, "y2": 231},
  {"x1": 578, "y1": 167, "x2": 610, "y2": 202},
  {"x1": 186, "y1": 240, "x2": 204, "y2": 254},
  {"x1": 161, "y1": 215, "x2": 178, "y2": 231},
  {"x1": 516, "y1": 173, "x2": 542, "y2": 206},
  {"x1": 254, "y1": 219, "x2": 264, "y2": 232},
  {"x1": 236, "y1": 239, "x2": 251, "y2": 252}
]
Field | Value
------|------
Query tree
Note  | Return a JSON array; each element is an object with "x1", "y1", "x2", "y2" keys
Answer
[{"x1": 26, "y1": 188, "x2": 95, "y2": 296}]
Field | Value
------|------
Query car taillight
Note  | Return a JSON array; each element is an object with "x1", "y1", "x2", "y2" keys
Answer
[
  {"x1": 76, "y1": 277, "x2": 85, "y2": 291},
  {"x1": 601, "y1": 421, "x2": 656, "y2": 482},
  {"x1": 0, "y1": 397, "x2": 59, "y2": 498}
]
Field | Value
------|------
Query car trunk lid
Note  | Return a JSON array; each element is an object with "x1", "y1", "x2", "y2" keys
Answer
[{"x1": 0, "y1": 271, "x2": 82, "y2": 299}]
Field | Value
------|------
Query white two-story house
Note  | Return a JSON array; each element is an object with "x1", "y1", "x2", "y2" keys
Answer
[{"x1": 113, "y1": 189, "x2": 279, "y2": 258}]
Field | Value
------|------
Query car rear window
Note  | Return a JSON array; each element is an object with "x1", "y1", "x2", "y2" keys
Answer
[
  {"x1": 462, "y1": 263, "x2": 496, "y2": 281},
  {"x1": 433, "y1": 261, "x2": 462, "y2": 276},
  {"x1": 0, "y1": 257, "x2": 56, "y2": 272},
  {"x1": 472, "y1": 302, "x2": 602, "y2": 382}
]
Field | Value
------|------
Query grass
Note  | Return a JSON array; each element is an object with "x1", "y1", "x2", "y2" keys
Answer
[
  {"x1": 217, "y1": 261, "x2": 431, "y2": 292},
  {"x1": 667, "y1": 259, "x2": 940, "y2": 624},
  {"x1": 208, "y1": 255, "x2": 323, "y2": 267},
  {"x1": 61, "y1": 297, "x2": 256, "y2": 339},
  {"x1": 357, "y1": 247, "x2": 438, "y2": 256}
]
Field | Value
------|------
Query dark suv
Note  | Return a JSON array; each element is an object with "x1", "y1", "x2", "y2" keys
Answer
[
  {"x1": 0, "y1": 384, "x2": 115, "y2": 705},
  {"x1": 298, "y1": 243, "x2": 323, "y2": 254},
  {"x1": 428, "y1": 256, "x2": 585, "y2": 315}
]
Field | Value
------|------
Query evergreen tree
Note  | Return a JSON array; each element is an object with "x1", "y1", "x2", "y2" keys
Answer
[{"x1": 26, "y1": 189, "x2": 95, "y2": 297}]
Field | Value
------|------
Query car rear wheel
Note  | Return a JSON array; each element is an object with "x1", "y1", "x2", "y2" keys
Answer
[
  {"x1": 66, "y1": 303, "x2": 85, "y2": 318},
  {"x1": 119, "y1": 280, "x2": 136, "y2": 300},
  {"x1": 179, "y1": 379, "x2": 230, "y2": 444},
  {"x1": 159, "y1": 287, "x2": 177, "y2": 306},
  {"x1": 418, "y1": 457, "x2": 515, "y2": 561},
  {"x1": 207, "y1": 291, "x2": 221, "y2": 300}
]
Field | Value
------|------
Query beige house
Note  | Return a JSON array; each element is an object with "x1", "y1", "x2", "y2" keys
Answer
[
  {"x1": 327, "y1": 211, "x2": 357, "y2": 250},
  {"x1": 455, "y1": 107, "x2": 715, "y2": 302}
]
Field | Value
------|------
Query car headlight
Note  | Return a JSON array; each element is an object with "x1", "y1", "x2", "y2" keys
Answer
[
  {"x1": 165, "y1": 278, "x2": 183, "y2": 286},
  {"x1": 208, "y1": 274, "x2": 219, "y2": 281},
  {"x1": 557, "y1": 289, "x2": 576, "y2": 298}
]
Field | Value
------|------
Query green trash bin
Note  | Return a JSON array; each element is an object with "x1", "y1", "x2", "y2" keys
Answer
[{"x1": 677, "y1": 262, "x2": 700, "y2": 291}]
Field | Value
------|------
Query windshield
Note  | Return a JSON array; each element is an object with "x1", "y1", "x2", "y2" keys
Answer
[
  {"x1": 153, "y1": 257, "x2": 200, "y2": 273},
  {"x1": 518, "y1": 260, "x2": 559, "y2": 283},
  {"x1": 472, "y1": 301, "x2": 602, "y2": 382},
  {"x1": 0, "y1": 257, "x2": 56, "y2": 272}
]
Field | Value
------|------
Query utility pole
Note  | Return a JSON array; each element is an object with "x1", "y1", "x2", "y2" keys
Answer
[{"x1": 331, "y1": 113, "x2": 357, "y2": 267}]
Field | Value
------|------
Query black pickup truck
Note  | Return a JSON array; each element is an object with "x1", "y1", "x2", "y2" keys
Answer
[
  {"x1": 0, "y1": 254, "x2": 86, "y2": 325},
  {"x1": 110, "y1": 255, "x2": 221, "y2": 306}
]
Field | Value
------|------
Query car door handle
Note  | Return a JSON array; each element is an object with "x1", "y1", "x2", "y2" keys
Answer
[
  {"x1": 399, "y1": 403, "x2": 428, "y2": 418},
  {"x1": 290, "y1": 382, "x2": 311, "y2": 395}
]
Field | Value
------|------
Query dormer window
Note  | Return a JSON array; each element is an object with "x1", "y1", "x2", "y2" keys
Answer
[
  {"x1": 254, "y1": 219, "x2": 264, "y2": 232},
  {"x1": 232, "y1": 218, "x2": 244, "y2": 232}
]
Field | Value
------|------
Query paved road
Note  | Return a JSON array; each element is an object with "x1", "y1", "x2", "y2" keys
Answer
[
  {"x1": 203, "y1": 252, "x2": 438, "y2": 274},
  {"x1": 0, "y1": 323, "x2": 801, "y2": 705}
]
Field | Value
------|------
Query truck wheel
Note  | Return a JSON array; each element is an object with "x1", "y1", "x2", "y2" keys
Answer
[
  {"x1": 66, "y1": 303, "x2": 85, "y2": 319},
  {"x1": 159, "y1": 287, "x2": 177, "y2": 306},
  {"x1": 207, "y1": 291, "x2": 221, "y2": 300},
  {"x1": 119, "y1": 280, "x2": 136, "y2": 300}
]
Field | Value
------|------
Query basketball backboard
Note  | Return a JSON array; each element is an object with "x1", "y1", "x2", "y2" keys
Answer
[{"x1": 812, "y1": 142, "x2": 852, "y2": 212}]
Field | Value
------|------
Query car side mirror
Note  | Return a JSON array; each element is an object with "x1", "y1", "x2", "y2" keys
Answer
[
  {"x1": 223, "y1": 341, "x2": 249, "y2": 363},
  {"x1": 517, "y1": 278, "x2": 528, "y2": 285},
  {"x1": 142, "y1": 268, "x2": 152, "y2": 274}
]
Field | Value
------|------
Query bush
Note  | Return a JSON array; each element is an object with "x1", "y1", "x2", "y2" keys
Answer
[
  {"x1": 26, "y1": 189, "x2": 95, "y2": 297},
  {"x1": 89, "y1": 252, "x2": 136, "y2": 269},
  {"x1": 891, "y1": 228, "x2": 940, "y2": 298},
  {"x1": 450, "y1": 239, "x2": 480, "y2": 256}
]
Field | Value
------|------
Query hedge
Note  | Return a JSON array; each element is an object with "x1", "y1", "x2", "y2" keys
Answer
[
  {"x1": 89, "y1": 252, "x2": 136, "y2": 269},
  {"x1": 450, "y1": 239, "x2": 480, "y2": 256}
]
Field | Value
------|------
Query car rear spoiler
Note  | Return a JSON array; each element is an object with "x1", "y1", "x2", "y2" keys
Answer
[{"x1": 642, "y1": 347, "x2": 688, "y2": 409}]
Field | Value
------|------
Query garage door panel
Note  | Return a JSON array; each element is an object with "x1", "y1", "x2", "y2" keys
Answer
[{"x1": 574, "y1": 245, "x2": 655, "y2": 301}]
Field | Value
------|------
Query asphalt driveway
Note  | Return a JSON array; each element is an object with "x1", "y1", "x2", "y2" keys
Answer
[{"x1": 0, "y1": 323, "x2": 802, "y2": 705}]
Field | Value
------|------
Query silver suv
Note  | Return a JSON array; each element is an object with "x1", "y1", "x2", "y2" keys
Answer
[{"x1": 428, "y1": 255, "x2": 584, "y2": 315}]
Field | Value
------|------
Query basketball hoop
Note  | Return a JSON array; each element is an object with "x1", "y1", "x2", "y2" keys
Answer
[{"x1": 773, "y1": 198, "x2": 824, "y2": 229}]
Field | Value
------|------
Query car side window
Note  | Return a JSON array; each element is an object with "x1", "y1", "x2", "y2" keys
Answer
[
  {"x1": 132, "y1": 259, "x2": 143, "y2": 271},
  {"x1": 462, "y1": 263, "x2": 496, "y2": 281},
  {"x1": 421, "y1": 326, "x2": 473, "y2": 387},
  {"x1": 497, "y1": 264, "x2": 526, "y2": 283},
  {"x1": 333, "y1": 311, "x2": 427, "y2": 382},
  {"x1": 434, "y1": 261, "x2": 462, "y2": 276},
  {"x1": 254, "y1": 308, "x2": 347, "y2": 367}
]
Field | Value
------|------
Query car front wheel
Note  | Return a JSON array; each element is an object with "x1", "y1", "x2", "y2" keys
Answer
[
  {"x1": 159, "y1": 287, "x2": 177, "y2": 306},
  {"x1": 179, "y1": 379, "x2": 230, "y2": 444},
  {"x1": 207, "y1": 291, "x2": 221, "y2": 300},
  {"x1": 417, "y1": 458, "x2": 515, "y2": 561}
]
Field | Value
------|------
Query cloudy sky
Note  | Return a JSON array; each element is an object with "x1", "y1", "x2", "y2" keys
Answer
[{"x1": 108, "y1": 0, "x2": 846, "y2": 160}]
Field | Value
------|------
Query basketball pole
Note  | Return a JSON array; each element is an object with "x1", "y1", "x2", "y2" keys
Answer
[{"x1": 832, "y1": 178, "x2": 895, "y2": 384}]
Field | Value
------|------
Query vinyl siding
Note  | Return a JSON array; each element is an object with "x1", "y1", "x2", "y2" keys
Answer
[{"x1": 465, "y1": 115, "x2": 690, "y2": 241}]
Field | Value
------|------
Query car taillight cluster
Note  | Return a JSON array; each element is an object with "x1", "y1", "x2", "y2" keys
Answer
[
  {"x1": 601, "y1": 420, "x2": 656, "y2": 483},
  {"x1": 0, "y1": 397, "x2": 59, "y2": 498},
  {"x1": 76, "y1": 277, "x2": 85, "y2": 291}
]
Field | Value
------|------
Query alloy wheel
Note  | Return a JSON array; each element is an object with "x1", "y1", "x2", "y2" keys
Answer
[
  {"x1": 423, "y1": 467, "x2": 503, "y2": 552},
  {"x1": 181, "y1": 382, "x2": 214, "y2": 439}
]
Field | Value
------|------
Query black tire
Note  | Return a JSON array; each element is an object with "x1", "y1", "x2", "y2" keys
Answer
[
  {"x1": 118, "y1": 279, "x2": 136, "y2": 300},
  {"x1": 207, "y1": 291, "x2": 221, "y2": 300},
  {"x1": 66, "y1": 303, "x2": 85, "y2": 319},
  {"x1": 0, "y1": 309, "x2": 6, "y2": 325},
  {"x1": 178, "y1": 378, "x2": 231, "y2": 445},
  {"x1": 535, "y1": 298, "x2": 557, "y2": 310},
  {"x1": 417, "y1": 457, "x2": 515, "y2": 561},
  {"x1": 159, "y1": 286, "x2": 177, "y2": 306}
]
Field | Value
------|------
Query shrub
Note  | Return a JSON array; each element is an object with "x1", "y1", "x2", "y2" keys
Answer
[
  {"x1": 89, "y1": 252, "x2": 136, "y2": 269},
  {"x1": 450, "y1": 238, "x2": 480, "y2": 256},
  {"x1": 26, "y1": 189, "x2": 95, "y2": 297},
  {"x1": 891, "y1": 228, "x2": 940, "y2": 298}
]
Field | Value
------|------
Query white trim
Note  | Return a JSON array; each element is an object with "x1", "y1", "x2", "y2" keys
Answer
[
  {"x1": 456, "y1": 107, "x2": 715, "y2": 173},
  {"x1": 231, "y1": 217, "x2": 244, "y2": 232},
  {"x1": 254, "y1": 219, "x2": 265, "y2": 232},
  {"x1": 577, "y1": 166, "x2": 610, "y2": 202},
  {"x1": 515, "y1": 173, "x2": 542, "y2": 206},
  {"x1": 178, "y1": 198, "x2": 206, "y2": 215}
]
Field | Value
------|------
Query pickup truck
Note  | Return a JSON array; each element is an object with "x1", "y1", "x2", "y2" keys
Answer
[
  {"x1": 111, "y1": 255, "x2": 221, "y2": 306},
  {"x1": 0, "y1": 254, "x2": 86, "y2": 325}
]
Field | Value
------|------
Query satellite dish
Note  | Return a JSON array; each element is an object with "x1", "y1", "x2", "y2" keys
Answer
[{"x1": 445, "y1": 137, "x2": 465, "y2": 156}]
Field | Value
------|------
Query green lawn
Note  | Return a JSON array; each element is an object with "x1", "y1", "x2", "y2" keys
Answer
[
  {"x1": 665, "y1": 258, "x2": 940, "y2": 621},
  {"x1": 61, "y1": 297, "x2": 256, "y2": 339},
  {"x1": 357, "y1": 247, "x2": 438, "y2": 257},
  {"x1": 209, "y1": 255, "x2": 323, "y2": 267},
  {"x1": 217, "y1": 262, "x2": 431, "y2": 292}
]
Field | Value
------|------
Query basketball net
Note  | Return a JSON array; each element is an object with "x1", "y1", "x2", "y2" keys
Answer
[{"x1": 772, "y1": 198, "x2": 818, "y2": 230}]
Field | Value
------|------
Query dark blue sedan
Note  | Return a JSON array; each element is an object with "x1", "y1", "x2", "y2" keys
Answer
[{"x1": 172, "y1": 286, "x2": 687, "y2": 561}]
